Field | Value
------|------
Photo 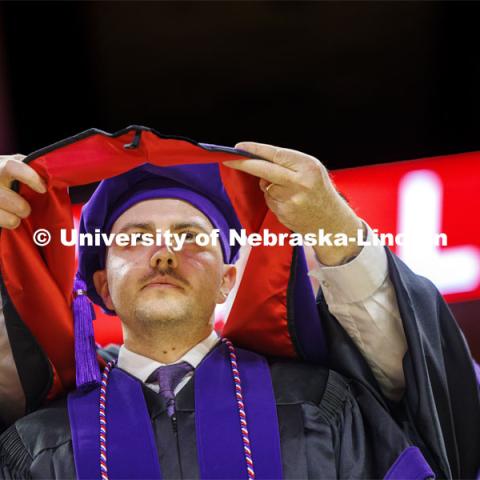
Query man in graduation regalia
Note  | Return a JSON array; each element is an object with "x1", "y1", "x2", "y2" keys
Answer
[{"x1": 0, "y1": 127, "x2": 478, "y2": 479}]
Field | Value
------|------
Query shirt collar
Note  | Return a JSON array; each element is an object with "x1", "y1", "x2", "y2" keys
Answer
[{"x1": 117, "y1": 330, "x2": 220, "y2": 383}]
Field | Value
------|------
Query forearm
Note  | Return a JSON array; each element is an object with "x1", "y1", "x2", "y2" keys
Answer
[{"x1": 311, "y1": 195, "x2": 365, "y2": 267}]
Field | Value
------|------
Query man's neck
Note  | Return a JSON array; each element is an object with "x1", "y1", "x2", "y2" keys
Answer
[{"x1": 122, "y1": 324, "x2": 213, "y2": 364}]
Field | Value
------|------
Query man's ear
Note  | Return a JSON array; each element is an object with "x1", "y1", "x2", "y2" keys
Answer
[
  {"x1": 216, "y1": 265, "x2": 237, "y2": 304},
  {"x1": 92, "y1": 270, "x2": 115, "y2": 311}
]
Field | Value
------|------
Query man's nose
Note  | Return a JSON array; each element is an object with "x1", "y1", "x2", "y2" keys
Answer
[{"x1": 150, "y1": 245, "x2": 178, "y2": 271}]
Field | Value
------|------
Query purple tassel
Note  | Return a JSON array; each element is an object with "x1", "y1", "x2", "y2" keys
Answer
[{"x1": 73, "y1": 274, "x2": 101, "y2": 390}]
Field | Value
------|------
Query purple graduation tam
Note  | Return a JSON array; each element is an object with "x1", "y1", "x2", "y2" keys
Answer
[{"x1": 73, "y1": 162, "x2": 242, "y2": 389}]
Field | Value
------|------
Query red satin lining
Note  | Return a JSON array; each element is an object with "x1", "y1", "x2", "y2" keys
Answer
[{"x1": 0, "y1": 131, "x2": 296, "y2": 396}]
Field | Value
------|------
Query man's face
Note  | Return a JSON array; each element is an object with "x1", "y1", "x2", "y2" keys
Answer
[{"x1": 93, "y1": 198, "x2": 236, "y2": 332}]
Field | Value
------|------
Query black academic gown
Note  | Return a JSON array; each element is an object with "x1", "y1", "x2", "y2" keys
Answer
[{"x1": 0, "y1": 350, "x2": 422, "y2": 479}]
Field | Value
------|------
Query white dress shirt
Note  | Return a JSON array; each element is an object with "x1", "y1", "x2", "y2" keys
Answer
[
  {"x1": 308, "y1": 222, "x2": 407, "y2": 401},
  {"x1": 117, "y1": 331, "x2": 220, "y2": 395}
]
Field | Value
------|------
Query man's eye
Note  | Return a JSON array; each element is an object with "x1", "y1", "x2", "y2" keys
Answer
[
  {"x1": 183, "y1": 231, "x2": 197, "y2": 242},
  {"x1": 120, "y1": 232, "x2": 145, "y2": 247}
]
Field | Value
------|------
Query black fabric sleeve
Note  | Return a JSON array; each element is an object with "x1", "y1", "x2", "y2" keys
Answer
[
  {"x1": 0, "y1": 397, "x2": 75, "y2": 480},
  {"x1": 315, "y1": 369, "x2": 436, "y2": 479},
  {"x1": 0, "y1": 425, "x2": 33, "y2": 479},
  {"x1": 0, "y1": 274, "x2": 52, "y2": 433},
  {"x1": 318, "y1": 248, "x2": 480, "y2": 478}
]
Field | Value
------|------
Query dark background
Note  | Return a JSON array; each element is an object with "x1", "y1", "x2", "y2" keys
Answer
[
  {"x1": 1, "y1": 1, "x2": 480, "y2": 167},
  {"x1": 0, "y1": 1, "x2": 479, "y2": 358}
]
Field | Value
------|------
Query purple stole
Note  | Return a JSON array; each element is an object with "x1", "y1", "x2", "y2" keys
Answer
[{"x1": 68, "y1": 342, "x2": 283, "y2": 479}]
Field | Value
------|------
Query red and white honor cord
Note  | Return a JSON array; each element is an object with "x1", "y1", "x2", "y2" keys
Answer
[
  {"x1": 99, "y1": 361, "x2": 114, "y2": 480},
  {"x1": 222, "y1": 337, "x2": 255, "y2": 480},
  {"x1": 98, "y1": 338, "x2": 255, "y2": 480}
]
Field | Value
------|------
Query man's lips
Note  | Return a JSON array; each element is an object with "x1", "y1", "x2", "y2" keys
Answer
[{"x1": 142, "y1": 277, "x2": 184, "y2": 290}]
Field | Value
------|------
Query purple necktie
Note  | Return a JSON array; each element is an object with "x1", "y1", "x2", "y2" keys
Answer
[{"x1": 148, "y1": 361, "x2": 193, "y2": 417}]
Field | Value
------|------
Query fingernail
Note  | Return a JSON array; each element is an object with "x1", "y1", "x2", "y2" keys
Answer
[{"x1": 235, "y1": 142, "x2": 250, "y2": 150}]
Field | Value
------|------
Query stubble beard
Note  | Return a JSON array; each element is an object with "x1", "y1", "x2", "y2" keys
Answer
[
  {"x1": 132, "y1": 297, "x2": 190, "y2": 332},
  {"x1": 129, "y1": 293, "x2": 214, "y2": 340}
]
